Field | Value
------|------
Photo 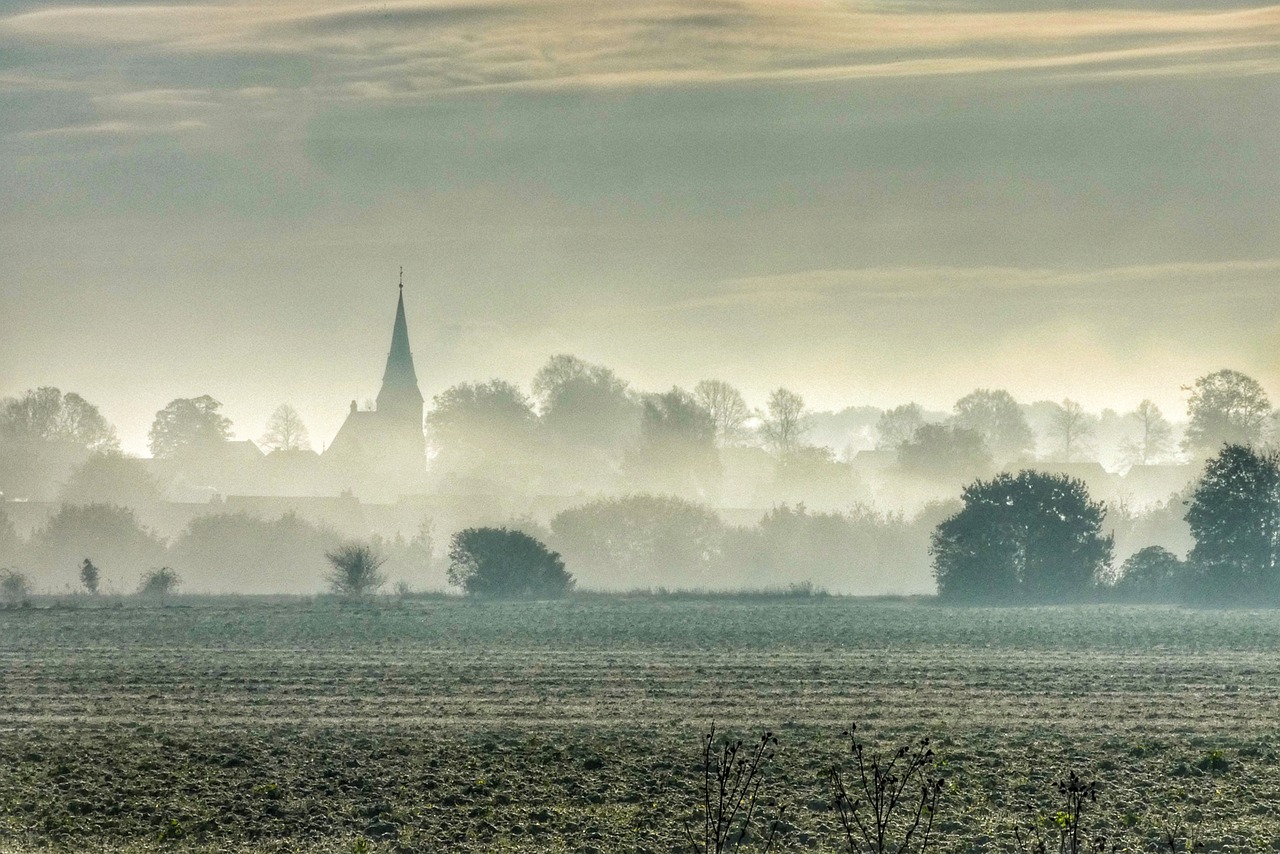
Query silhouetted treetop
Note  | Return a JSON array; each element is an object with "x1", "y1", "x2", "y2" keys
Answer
[
  {"x1": 148, "y1": 396, "x2": 233, "y2": 459},
  {"x1": 1183, "y1": 369, "x2": 1271, "y2": 458},
  {"x1": 952, "y1": 389, "x2": 1034, "y2": 463},
  {"x1": 0, "y1": 387, "x2": 118, "y2": 451}
]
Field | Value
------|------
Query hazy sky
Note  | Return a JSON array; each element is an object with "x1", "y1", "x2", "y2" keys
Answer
[{"x1": 2, "y1": 0, "x2": 1278, "y2": 455}]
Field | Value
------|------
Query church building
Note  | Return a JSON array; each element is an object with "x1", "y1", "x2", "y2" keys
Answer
[{"x1": 323, "y1": 279, "x2": 427, "y2": 498}]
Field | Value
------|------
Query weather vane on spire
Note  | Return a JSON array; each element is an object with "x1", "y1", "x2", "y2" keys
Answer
[{"x1": 399, "y1": 266, "x2": 403, "y2": 292}]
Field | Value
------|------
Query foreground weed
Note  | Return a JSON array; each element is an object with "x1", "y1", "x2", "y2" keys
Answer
[
  {"x1": 1013, "y1": 771, "x2": 1114, "y2": 854},
  {"x1": 830, "y1": 723, "x2": 941, "y2": 854},
  {"x1": 685, "y1": 724, "x2": 785, "y2": 853}
]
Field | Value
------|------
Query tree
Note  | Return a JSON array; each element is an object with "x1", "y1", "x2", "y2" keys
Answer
[
  {"x1": 876, "y1": 404, "x2": 925, "y2": 451},
  {"x1": 0, "y1": 387, "x2": 118, "y2": 451},
  {"x1": 694, "y1": 380, "x2": 751, "y2": 447},
  {"x1": 168, "y1": 512, "x2": 340, "y2": 595},
  {"x1": 60, "y1": 451, "x2": 162, "y2": 507},
  {"x1": 24, "y1": 504, "x2": 166, "y2": 590},
  {"x1": 626, "y1": 387, "x2": 721, "y2": 499},
  {"x1": 0, "y1": 510, "x2": 19, "y2": 569},
  {"x1": 1046, "y1": 399, "x2": 1097, "y2": 462},
  {"x1": 138, "y1": 567, "x2": 180, "y2": 603},
  {"x1": 426, "y1": 380, "x2": 539, "y2": 485},
  {"x1": 80, "y1": 558, "x2": 100, "y2": 595},
  {"x1": 1111, "y1": 546, "x2": 1184, "y2": 602},
  {"x1": 148, "y1": 396, "x2": 233, "y2": 459},
  {"x1": 1184, "y1": 444, "x2": 1280, "y2": 601},
  {"x1": 931, "y1": 471, "x2": 1113, "y2": 602},
  {"x1": 549, "y1": 494, "x2": 725, "y2": 590},
  {"x1": 447, "y1": 527, "x2": 573, "y2": 599},
  {"x1": 324, "y1": 541, "x2": 387, "y2": 599},
  {"x1": 759, "y1": 388, "x2": 809, "y2": 458},
  {"x1": 260, "y1": 404, "x2": 310, "y2": 452},
  {"x1": 532, "y1": 355, "x2": 639, "y2": 450},
  {"x1": 896, "y1": 424, "x2": 992, "y2": 481},
  {"x1": 1120, "y1": 400, "x2": 1174, "y2": 467},
  {"x1": 952, "y1": 389, "x2": 1034, "y2": 463},
  {"x1": 1183, "y1": 369, "x2": 1272, "y2": 458},
  {"x1": 0, "y1": 569, "x2": 31, "y2": 606}
]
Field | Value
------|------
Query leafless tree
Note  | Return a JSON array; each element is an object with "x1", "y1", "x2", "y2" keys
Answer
[
  {"x1": 261, "y1": 404, "x2": 311, "y2": 452},
  {"x1": 693, "y1": 380, "x2": 751, "y2": 447},
  {"x1": 1120, "y1": 399, "x2": 1174, "y2": 466},
  {"x1": 760, "y1": 388, "x2": 809, "y2": 458},
  {"x1": 1047, "y1": 399, "x2": 1096, "y2": 462}
]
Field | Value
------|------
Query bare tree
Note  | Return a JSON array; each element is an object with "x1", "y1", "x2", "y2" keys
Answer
[
  {"x1": 1047, "y1": 399, "x2": 1096, "y2": 462},
  {"x1": 1120, "y1": 399, "x2": 1174, "y2": 466},
  {"x1": 261, "y1": 404, "x2": 311, "y2": 452},
  {"x1": 760, "y1": 388, "x2": 809, "y2": 458},
  {"x1": 693, "y1": 379, "x2": 751, "y2": 447}
]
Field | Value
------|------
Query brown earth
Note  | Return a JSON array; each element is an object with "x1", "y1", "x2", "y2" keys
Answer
[{"x1": 0, "y1": 599, "x2": 1277, "y2": 852}]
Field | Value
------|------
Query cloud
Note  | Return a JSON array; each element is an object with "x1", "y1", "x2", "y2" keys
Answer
[{"x1": 4, "y1": 1, "x2": 1279, "y2": 98}]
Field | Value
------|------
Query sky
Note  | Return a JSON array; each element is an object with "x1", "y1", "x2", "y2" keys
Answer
[{"x1": 2, "y1": 0, "x2": 1278, "y2": 455}]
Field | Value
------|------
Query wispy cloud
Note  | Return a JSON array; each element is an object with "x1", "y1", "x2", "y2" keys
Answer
[{"x1": 4, "y1": 1, "x2": 1280, "y2": 96}]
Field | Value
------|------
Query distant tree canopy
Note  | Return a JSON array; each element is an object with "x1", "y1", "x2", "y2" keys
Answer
[
  {"x1": 1183, "y1": 370, "x2": 1272, "y2": 458},
  {"x1": 626, "y1": 387, "x2": 721, "y2": 500},
  {"x1": 24, "y1": 503, "x2": 167, "y2": 591},
  {"x1": 168, "y1": 512, "x2": 340, "y2": 595},
  {"x1": 427, "y1": 380, "x2": 538, "y2": 466},
  {"x1": 148, "y1": 396, "x2": 233, "y2": 459},
  {"x1": 876, "y1": 403, "x2": 926, "y2": 451},
  {"x1": 0, "y1": 509, "x2": 19, "y2": 568},
  {"x1": 896, "y1": 424, "x2": 992, "y2": 481},
  {"x1": 447, "y1": 527, "x2": 573, "y2": 599},
  {"x1": 760, "y1": 387, "x2": 810, "y2": 458},
  {"x1": 59, "y1": 451, "x2": 162, "y2": 507},
  {"x1": 549, "y1": 494, "x2": 725, "y2": 590},
  {"x1": 260, "y1": 404, "x2": 310, "y2": 452},
  {"x1": 0, "y1": 387, "x2": 118, "y2": 451},
  {"x1": 952, "y1": 389, "x2": 1034, "y2": 463},
  {"x1": 532, "y1": 355, "x2": 639, "y2": 450},
  {"x1": 931, "y1": 471, "x2": 1113, "y2": 603},
  {"x1": 693, "y1": 379, "x2": 751, "y2": 447},
  {"x1": 1184, "y1": 444, "x2": 1280, "y2": 602}
]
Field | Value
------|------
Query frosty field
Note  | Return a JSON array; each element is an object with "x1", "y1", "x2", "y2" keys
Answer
[{"x1": 1, "y1": 599, "x2": 1278, "y2": 852}]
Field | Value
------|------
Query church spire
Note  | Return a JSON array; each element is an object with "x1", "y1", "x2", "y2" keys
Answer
[{"x1": 376, "y1": 270, "x2": 424, "y2": 424}]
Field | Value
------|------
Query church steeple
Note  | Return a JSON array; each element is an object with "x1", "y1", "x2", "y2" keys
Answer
[{"x1": 375, "y1": 269, "x2": 424, "y2": 425}]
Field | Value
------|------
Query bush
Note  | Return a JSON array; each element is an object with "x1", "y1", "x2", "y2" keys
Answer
[
  {"x1": 1112, "y1": 546, "x2": 1185, "y2": 602},
  {"x1": 138, "y1": 567, "x2": 180, "y2": 603},
  {"x1": 324, "y1": 542, "x2": 387, "y2": 599},
  {"x1": 447, "y1": 527, "x2": 573, "y2": 599},
  {"x1": 0, "y1": 568, "x2": 31, "y2": 605}
]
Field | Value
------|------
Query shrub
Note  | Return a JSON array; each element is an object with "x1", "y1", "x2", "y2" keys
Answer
[
  {"x1": 0, "y1": 568, "x2": 31, "y2": 606},
  {"x1": 830, "y1": 724, "x2": 941, "y2": 854},
  {"x1": 1112, "y1": 546, "x2": 1184, "y2": 602},
  {"x1": 447, "y1": 527, "x2": 573, "y2": 599},
  {"x1": 138, "y1": 567, "x2": 180, "y2": 603},
  {"x1": 325, "y1": 542, "x2": 387, "y2": 599},
  {"x1": 79, "y1": 558, "x2": 100, "y2": 595}
]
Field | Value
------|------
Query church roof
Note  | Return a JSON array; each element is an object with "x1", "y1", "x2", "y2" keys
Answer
[{"x1": 375, "y1": 281, "x2": 424, "y2": 418}]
